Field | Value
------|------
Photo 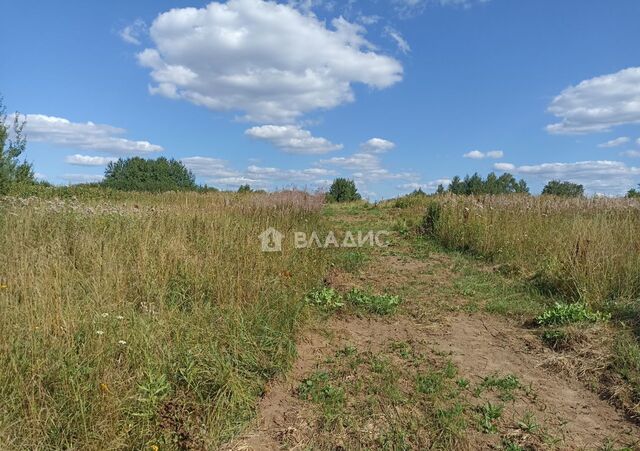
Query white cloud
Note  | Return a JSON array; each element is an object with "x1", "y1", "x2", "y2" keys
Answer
[
  {"x1": 320, "y1": 150, "x2": 416, "y2": 184},
  {"x1": 119, "y1": 19, "x2": 147, "y2": 45},
  {"x1": 245, "y1": 125, "x2": 343, "y2": 154},
  {"x1": 493, "y1": 162, "x2": 515, "y2": 171},
  {"x1": 138, "y1": 0, "x2": 402, "y2": 122},
  {"x1": 399, "y1": 179, "x2": 451, "y2": 192},
  {"x1": 62, "y1": 173, "x2": 105, "y2": 184},
  {"x1": 384, "y1": 26, "x2": 410, "y2": 54},
  {"x1": 393, "y1": 0, "x2": 490, "y2": 17},
  {"x1": 182, "y1": 157, "x2": 241, "y2": 179},
  {"x1": 502, "y1": 160, "x2": 640, "y2": 194},
  {"x1": 620, "y1": 150, "x2": 640, "y2": 158},
  {"x1": 598, "y1": 137, "x2": 630, "y2": 148},
  {"x1": 181, "y1": 156, "x2": 335, "y2": 189},
  {"x1": 65, "y1": 154, "x2": 118, "y2": 166},
  {"x1": 320, "y1": 152, "x2": 381, "y2": 171},
  {"x1": 23, "y1": 114, "x2": 163, "y2": 156},
  {"x1": 546, "y1": 67, "x2": 640, "y2": 134},
  {"x1": 360, "y1": 137, "x2": 396, "y2": 153},
  {"x1": 463, "y1": 150, "x2": 503, "y2": 159}
]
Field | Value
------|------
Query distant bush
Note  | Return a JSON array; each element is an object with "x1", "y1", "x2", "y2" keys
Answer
[
  {"x1": 627, "y1": 184, "x2": 640, "y2": 199},
  {"x1": 102, "y1": 157, "x2": 196, "y2": 192},
  {"x1": 326, "y1": 178, "x2": 361, "y2": 203},
  {"x1": 446, "y1": 172, "x2": 529, "y2": 195},
  {"x1": 542, "y1": 180, "x2": 584, "y2": 197}
]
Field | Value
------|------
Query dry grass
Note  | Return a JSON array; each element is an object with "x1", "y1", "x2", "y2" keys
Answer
[
  {"x1": 422, "y1": 194, "x2": 640, "y2": 307},
  {"x1": 0, "y1": 191, "x2": 330, "y2": 449}
]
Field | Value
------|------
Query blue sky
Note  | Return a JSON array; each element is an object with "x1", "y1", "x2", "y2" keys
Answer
[{"x1": 2, "y1": 0, "x2": 640, "y2": 197}]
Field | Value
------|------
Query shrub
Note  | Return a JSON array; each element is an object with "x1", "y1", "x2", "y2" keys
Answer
[
  {"x1": 627, "y1": 184, "x2": 640, "y2": 198},
  {"x1": 542, "y1": 180, "x2": 584, "y2": 197},
  {"x1": 326, "y1": 178, "x2": 361, "y2": 203},
  {"x1": 102, "y1": 157, "x2": 196, "y2": 192}
]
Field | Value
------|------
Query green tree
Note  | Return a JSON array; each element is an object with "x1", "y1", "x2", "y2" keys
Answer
[
  {"x1": 237, "y1": 184, "x2": 252, "y2": 193},
  {"x1": 542, "y1": 180, "x2": 584, "y2": 197},
  {"x1": 444, "y1": 172, "x2": 529, "y2": 195},
  {"x1": 448, "y1": 176, "x2": 464, "y2": 194},
  {"x1": 0, "y1": 98, "x2": 35, "y2": 194},
  {"x1": 435, "y1": 184, "x2": 445, "y2": 195},
  {"x1": 326, "y1": 178, "x2": 361, "y2": 202},
  {"x1": 102, "y1": 157, "x2": 196, "y2": 192},
  {"x1": 627, "y1": 184, "x2": 640, "y2": 198}
]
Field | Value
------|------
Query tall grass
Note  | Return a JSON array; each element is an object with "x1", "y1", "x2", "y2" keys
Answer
[
  {"x1": 0, "y1": 191, "x2": 328, "y2": 449},
  {"x1": 422, "y1": 195, "x2": 640, "y2": 307}
]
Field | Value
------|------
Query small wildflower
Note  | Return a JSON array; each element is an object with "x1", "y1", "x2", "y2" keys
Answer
[
  {"x1": 116, "y1": 315, "x2": 124, "y2": 320},
  {"x1": 99, "y1": 383, "x2": 110, "y2": 393},
  {"x1": 150, "y1": 445, "x2": 159, "y2": 451},
  {"x1": 0, "y1": 284, "x2": 7, "y2": 290},
  {"x1": 96, "y1": 330, "x2": 104, "y2": 336},
  {"x1": 101, "y1": 313, "x2": 109, "y2": 318},
  {"x1": 118, "y1": 340, "x2": 127, "y2": 346}
]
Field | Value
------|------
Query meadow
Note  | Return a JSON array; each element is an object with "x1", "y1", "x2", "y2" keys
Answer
[
  {"x1": 2, "y1": 189, "x2": 640, "y2": 449},
  {"x1": 0, "y1": 191, "x2": 329, "y2": 449}
]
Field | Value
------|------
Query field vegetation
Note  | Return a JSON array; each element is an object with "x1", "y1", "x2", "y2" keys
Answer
[{"x1": 0, "y1": 191, "x2": 329, "y2": 449}]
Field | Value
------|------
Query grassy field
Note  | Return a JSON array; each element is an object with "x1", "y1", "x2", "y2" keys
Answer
[
  {"x1": 0, "y1": 191, "x2": 330, "y2": 449},
  {"x1": 2, "y1": 190, "x2": 640, "y2": 449}
]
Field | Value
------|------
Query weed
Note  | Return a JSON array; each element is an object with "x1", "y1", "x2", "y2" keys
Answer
[
  {"x1": 305, "y1": 287, "x2": 344, "y2": 311},
  {"x1": 477, "y1": 374, "x2": 521, "y2": 401},
  {"x1": 345, "y1": 288, "x2": 401, "y2": 315},
  {"x1": 536, "y1": 302, "x2": 610, "y2": 326},
  {"x1": 517, "y1": 412, "x2": 539, "y2": 433},
  {"x1": 477, "y1": 402, "x2": 503, "y2": 433}
]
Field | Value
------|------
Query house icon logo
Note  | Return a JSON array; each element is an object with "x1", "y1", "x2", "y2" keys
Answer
[{"x1": 259, "y1": 227, "x2": 284, "y2": 252}]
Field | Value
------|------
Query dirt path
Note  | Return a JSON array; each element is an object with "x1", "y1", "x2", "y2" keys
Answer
[{"x1": 225, "y1": 247, "x2": 639, "y2": 450}]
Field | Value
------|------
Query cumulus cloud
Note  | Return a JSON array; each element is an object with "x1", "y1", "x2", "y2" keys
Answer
[
  {"x1": 65, "y1": 154, "x2": 118, "y2": 166},
  {"x1": 463, "y1": 150, "x2": 503, "y2": 159},
  {"x1": 245, "y1": 125, "x2": 343, "y2": 154},
  {"x1": 360, "y1": 138, "x2": 396, "y2": 153},
  {"x1": 138, "y1": 0, "x2": 402, "y2": 123},
  {"x1": 546, "y1": 67, "x2": 640, "y2": 134},
  {"x1": 499, "y1": 160, "x2": 640, "y2": 194},
  {"x1": 598, "y1": 137, "x2": 630, "y2": 148},
  {"x1": 23, "y1": 114, "x2": 163, "y2": 156},
  {"x1": 182, "y1": 156, "x2": 241, "y2": 179},
  {"x1": 119, "y1": 19, "x2": 147, "y2": 45},
  {"x1": 620, "y1": 150, "x2": 640, "y2": 158}
]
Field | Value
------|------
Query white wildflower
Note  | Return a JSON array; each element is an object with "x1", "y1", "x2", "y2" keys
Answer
[
  {"x1": 118, "y1": 340, "x2": 127, "y2": 346},
  {"x1": 101, "y1": 313, "x2": 109, "y2": 318},
  {"x1": 96, "y1": 330, "x2": 104, "y2": 336}
]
